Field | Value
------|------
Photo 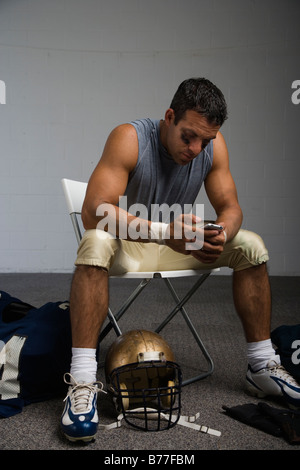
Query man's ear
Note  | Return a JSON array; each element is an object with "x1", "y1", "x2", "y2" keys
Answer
[{"x1": 164, "y1": 108, "x2": 175, "y2": 126}]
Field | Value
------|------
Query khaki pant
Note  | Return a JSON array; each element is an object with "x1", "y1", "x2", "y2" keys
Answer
[{"x1": 75, "y1": 228, "x2": 269, "y2": 274}]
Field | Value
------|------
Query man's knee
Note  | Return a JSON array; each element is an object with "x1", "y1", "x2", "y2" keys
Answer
[
  {"x1": 226, "y1": 229, "x2": 269, "y2": 271},
  {"x1": 75, "y1": 229, "x2": 120, "y2": 270}
]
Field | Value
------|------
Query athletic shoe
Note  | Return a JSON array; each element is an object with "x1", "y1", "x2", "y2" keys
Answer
[
  {"x1": 61, "y1": 373, "x2": 105, "y2": 442},
  {"x1": 246, "y1": 357, "x2": 300, "y2": 408}
]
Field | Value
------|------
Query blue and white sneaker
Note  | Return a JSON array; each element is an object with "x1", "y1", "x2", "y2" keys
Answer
[
  {"x1": 61, "y1": 373, "x2": 105, "y2": 442},
  {"x1": 246, "y1": 357, "x2": 300, "y2": 408}
]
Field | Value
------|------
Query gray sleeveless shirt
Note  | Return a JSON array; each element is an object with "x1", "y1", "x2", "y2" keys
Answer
[{"x1": 122, "y1": 118, "x2": 213, "y2": 222}]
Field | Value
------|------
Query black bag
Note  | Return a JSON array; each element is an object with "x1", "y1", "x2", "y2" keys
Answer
[{"x1": 0, "y1": 291, "x2": 72, "y2": 418}]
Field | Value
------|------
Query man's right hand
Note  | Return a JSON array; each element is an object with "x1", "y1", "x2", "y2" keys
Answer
[{"x1": 165, "y1": 214, "x2": 204, "y2": 254}]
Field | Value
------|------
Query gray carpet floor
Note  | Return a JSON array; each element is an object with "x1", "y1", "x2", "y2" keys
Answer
[{"x1": 0, "y1": 273, "x2": 299, "y2": 455}]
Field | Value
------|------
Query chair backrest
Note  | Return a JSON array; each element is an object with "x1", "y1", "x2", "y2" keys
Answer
[
  {"x1": 61, "y1": 178, "x2": 87, "y2": 244},
  {"x1": 61, "y1": 178, "x2": 87, "y2": 215}
]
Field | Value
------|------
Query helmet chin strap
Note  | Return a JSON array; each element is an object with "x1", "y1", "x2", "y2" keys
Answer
[
  {"x1": 173, "y1": 412, "x2": 221, "y2": 437},
  {"x1": 99, "y1": 408, "x2": 221, "y2": 436}
]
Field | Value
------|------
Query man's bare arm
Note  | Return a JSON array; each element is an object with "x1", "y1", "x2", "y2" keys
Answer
[
  {"x1": 192, "y1": 132, "x2": 243, "y2": 263},
  {"x1": 205, "y1": 131, "x2": 243, "y2": 241},
  {"x1": 81, "y1": 124, "x2": 152, "y2": 240}
]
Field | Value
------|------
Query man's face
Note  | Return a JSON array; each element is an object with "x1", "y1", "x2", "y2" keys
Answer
[{"x1": 163, "y1": 109, "x2": 220, "y2": 165}]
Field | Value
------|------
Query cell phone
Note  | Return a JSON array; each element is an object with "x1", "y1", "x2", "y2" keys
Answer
[{"x1": 203, "y1": 223, "x2": 224, "y2": 231}]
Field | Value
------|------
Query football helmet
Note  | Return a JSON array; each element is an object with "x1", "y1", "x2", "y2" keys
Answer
[{"x1": 105, "y1": 329, "x2": 182, "y2": 431}]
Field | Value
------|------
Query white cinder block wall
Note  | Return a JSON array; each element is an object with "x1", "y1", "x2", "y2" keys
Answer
[{"x1": 0, "y1": 0, "x2": 299, "y2": 275}]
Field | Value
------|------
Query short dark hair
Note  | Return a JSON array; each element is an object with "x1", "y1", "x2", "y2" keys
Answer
[{"x1": 170, "y1": 78, "x2": 228, "y2": 126}]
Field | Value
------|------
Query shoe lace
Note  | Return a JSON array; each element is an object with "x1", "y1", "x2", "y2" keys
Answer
[
  {"x1": 63, "y1": 373, "x2": 106, "y2": 413},
  {"x1": 267, "y1": 361, "x2": 299, "y2": 386}
]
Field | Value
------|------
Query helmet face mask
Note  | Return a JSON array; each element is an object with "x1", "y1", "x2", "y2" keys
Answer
[{"x1": 105, "y1": 330, "x2": 182, "y2": 431}]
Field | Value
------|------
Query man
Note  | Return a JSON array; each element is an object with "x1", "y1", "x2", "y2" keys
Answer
[{"x1": 61, "y1": 78, "x2": 300, "y2": 442}]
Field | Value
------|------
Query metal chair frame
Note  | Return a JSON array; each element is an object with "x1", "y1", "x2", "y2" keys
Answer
[{"x1": 62, "y1": 178, "x2": 218, "y2": 386}]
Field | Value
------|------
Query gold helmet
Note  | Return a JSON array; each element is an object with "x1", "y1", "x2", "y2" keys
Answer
[{"x1": 105, "y1": 329, "x2": 182, "y2": 431}]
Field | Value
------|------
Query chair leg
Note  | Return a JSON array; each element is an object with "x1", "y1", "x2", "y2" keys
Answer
[
  {"x1": 107, "y1": 307, "x2": 122, "y2": 336},
  {"x1": 155, "y1": 275, "x2": 214, "y2": 386},
  {"x1": 98, "y1": 278, "x2": 151, "y2": 342},
  {"x1": 97, "y1": 278, "x2": 151, "y2": 369},
  {"x1": 99, "y1": 274, "x2": 214, "y2": 386}
]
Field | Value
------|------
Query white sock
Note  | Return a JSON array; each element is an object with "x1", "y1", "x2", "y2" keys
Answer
[
  {"x1": 70, "y1": 347, "x2": 97, "y2": 383},
  {"x1": 247, "y1": 339, "x2": 280, "y2": 372}
]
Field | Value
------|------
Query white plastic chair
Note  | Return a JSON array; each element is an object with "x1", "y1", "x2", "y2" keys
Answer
[{"x1": 61, "y1": 178, "x2": 219, "y2": 386}]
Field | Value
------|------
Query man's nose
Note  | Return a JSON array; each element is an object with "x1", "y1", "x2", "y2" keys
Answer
[{"x1": 188, "y1": 140, "x2": 203, "y2": 155}]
